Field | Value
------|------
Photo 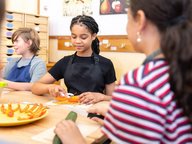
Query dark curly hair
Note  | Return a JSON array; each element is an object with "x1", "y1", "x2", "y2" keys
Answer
[{"x1": 70, "y1": 15, "x2": 100, "y2": 54}]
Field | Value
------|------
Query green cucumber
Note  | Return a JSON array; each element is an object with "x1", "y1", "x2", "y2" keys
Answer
[
  {"x1": 65, "y1": 111, "x2": 77, "y2": 121},
  {"x1": 53, "y1": 111, "x2": 78, "y2": 144}
]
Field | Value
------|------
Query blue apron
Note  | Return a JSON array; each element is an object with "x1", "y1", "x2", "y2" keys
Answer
[{"x1": 6, "y1": 56, "x2": 35, "y2": 82}]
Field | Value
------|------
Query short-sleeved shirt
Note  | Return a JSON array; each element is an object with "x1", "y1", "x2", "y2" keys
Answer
[
  {"x1": 49, "y1": 53, "x2": 116, "y2": 94},
  {"x1": 102, "y1": 59, "x2": 192, "y2": 143},
  {"x1": 3, "y1": 56, "x2": 47, "y2": 82}
]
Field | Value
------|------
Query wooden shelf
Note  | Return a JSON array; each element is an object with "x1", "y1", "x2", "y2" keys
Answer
[
  {"x1": 0, "y1": 11, "x2": 49, "y2": 64},
  {"x1": 53, "y1": 35, "x2": 135, "y2": 53}
]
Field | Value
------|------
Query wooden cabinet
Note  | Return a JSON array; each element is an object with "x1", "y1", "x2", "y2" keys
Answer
[
  {"x1": 25, "y1": 13, "x2": 49, "y2": 63},
  {"x1": 0, "y1": 11, "x2": 49, "y2": 65},
  {"x1": 0, "y1": 11, "x2": 24, "y2": 64}
]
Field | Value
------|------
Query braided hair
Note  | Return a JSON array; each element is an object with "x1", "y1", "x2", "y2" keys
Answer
[{"x1": 70, "y1": 15, "x2": 100, "y2": 54}]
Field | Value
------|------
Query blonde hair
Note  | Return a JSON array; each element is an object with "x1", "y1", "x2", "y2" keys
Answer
[{"x1": 12, "y1": 28, "x2": 40, "y2": 55}]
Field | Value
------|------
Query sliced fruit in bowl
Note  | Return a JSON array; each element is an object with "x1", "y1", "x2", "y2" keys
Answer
[{"x1": 0, "y1": 103, "x2": 48, "y2": 126}]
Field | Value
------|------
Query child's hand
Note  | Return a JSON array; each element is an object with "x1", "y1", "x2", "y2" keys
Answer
[
  {"x1": 88, "y1": 101, "x2": 110, "y2": 116},
  {"x1": 48, "y1": 84, "x2": 66, "y2": 97},
  {"x1": 54, "y1": 120, "x2": 86, "y2": 144},
  {"x1": 91, "y1": 116, "x2": 104, "y2": 125}
]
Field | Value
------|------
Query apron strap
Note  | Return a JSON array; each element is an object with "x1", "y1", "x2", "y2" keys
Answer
[
  {"x1": 69, "y1": 52, "x2": 99, "y2": 64},
  {"x1": 28, "y1": 55, "x2": 35, "y2": 65},
  {"x1": 16, "y1": 57, "x2": 22, "y2": 64},
  {"x1": 17, "y1": 55, "x2": 36, "y2": 66}
]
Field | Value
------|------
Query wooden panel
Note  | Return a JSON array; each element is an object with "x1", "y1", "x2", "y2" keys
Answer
[
  {"x1": 25, "y1": 23, "x2": 48, "y2": 32},
  {"x1": 1, "y1": 54, "x2": 21, "y2": 63},
  {"x1": 5, "y1": 11, "x2": 24, "y2": 21},
  {"x1": 0, "y1": 46, "x2": 14, "y2": 54},
  {"x1": 46, "y1": 62, "x2": 55, "y2": 70},
  {"x1": 38, "y1": 47, "x2": 47, "y2": 55},
  {"x1": 56, "y1": 35, "x2": 135, "y2": 52},
  {"x1": 1, "y1": 21, "x2": 24, "y2": 30},
  {"x1": 1, "y1": 29, "x2": 14, "y2": 38},
  {"x1": 38, "y1": 54, "x2": 47, "y2": 62},
  {"x1": 0, "y1": 37, "x2": 13, "y2": 46},
  {"x1": 99, "y1": 35, "x2": 135, "y2": 52},
  {"x1": 40, "y1": 39, "x2": 47, "y2": 46},
  {"x1": 38, "y1": 32, "x2": 48, "y2": 40},
  {"x1": 25, "y1": 14, "x2": 48, "y2": 25}
]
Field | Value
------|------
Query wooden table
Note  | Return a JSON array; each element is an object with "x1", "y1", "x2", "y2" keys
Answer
[{"x1": 0, "y1": 89, "x2": 105, "y2": 144}]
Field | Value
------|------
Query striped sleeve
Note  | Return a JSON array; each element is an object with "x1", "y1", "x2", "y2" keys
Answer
[{"x1": 102, "y1": 60, "x2": 192, "y2": 144}]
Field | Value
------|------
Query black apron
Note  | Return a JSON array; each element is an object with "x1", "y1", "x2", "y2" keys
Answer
[{"x1": 64, "y1": 53, "x2": 104, "y2": 95}]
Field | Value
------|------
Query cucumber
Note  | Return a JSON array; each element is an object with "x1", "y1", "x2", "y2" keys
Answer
[
  {"x1": 65, "y1": 111, "x2": 77, "y2": 121},
  {"x1": 53, "y1": 111, "x2": 78, "y2": 144}
]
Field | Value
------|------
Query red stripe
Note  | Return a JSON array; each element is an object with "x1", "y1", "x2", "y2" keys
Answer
[
  {"x1": 112, "y1": 95, "x2": 165, "y2": 120},
  {"x1": 110, "y1": 102, "x2": 164, "y2": 129},
  {"x1": 142, "y1": 69, "x2": 168, "y2": 88},
  {"x1": 103, "y1": 123, "x2": 159, "y2": 144},
  {"x1": 150, "y1": 78, "x2": 168, "y2": 93},
  {"x1": 115, "y1": 87, "x2": 165, "y2": 108},
  {"x1": 166, "y1": 119, "x2": 190, "y2": 132},
  {"x1": 179, "y1": 137, "x2": 192, "y2": 144},
  {"x1": 159, "y1": 87, "x2": 170, "y2": 99},
  {"x1": 124, "y1": 72, "x2": 130, "y2": 84},
  {"x1": 163, "y1": 128, "x2": 192, "y2": 141}
]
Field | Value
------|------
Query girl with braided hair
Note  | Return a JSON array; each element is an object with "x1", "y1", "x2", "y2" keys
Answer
[
  {"x1": 53, "y1": 0, "x2": 192, "y2": 143},
  {"x1": 32, "y1": 15, "x2": 116, "y2": 104}
]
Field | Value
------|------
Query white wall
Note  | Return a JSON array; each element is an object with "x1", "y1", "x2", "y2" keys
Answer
[
  {"x1": 40, "y1": 0, "x2": 127, "y2": 36},
  {"x1": 6, "y1": 0, "x2": 37, "y2": 14}
]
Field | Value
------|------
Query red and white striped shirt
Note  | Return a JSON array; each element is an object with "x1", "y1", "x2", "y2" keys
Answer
[{"x1": 102, "y1": 59, "x2": 192, "y2": 144}]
